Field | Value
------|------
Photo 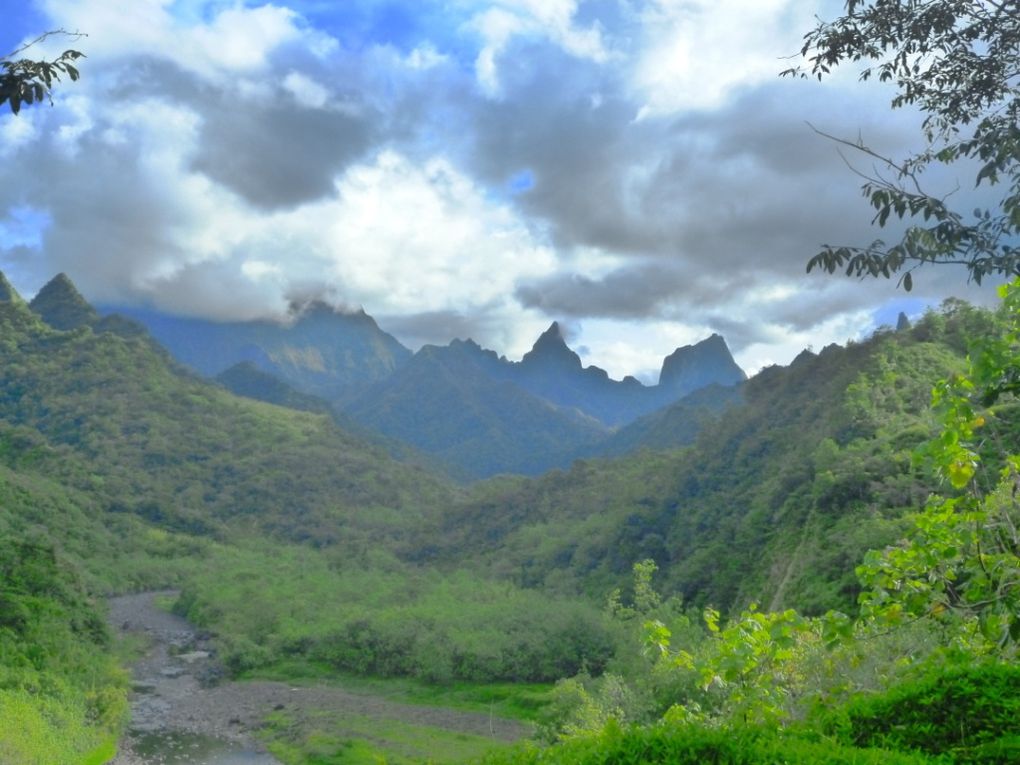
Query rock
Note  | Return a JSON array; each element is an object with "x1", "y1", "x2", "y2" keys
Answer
[{"x1": 177, "y1": 650, "x2": 211, "y2": 663}]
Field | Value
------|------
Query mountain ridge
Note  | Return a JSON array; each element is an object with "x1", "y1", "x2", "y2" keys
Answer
[{"x1": 83, "y1": 286, "x2": 749, "y2": 476}]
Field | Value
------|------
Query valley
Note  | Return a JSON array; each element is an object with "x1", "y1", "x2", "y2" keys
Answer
[
  {"x1": 4, "y1": 3, "x2": 1019, "y2": 763},
  {"x1": 1, "y1": 271, "x2": 1018, "y2": 764},
  {"x1": 109, "y1": 592, "x2": 528, "y2": 765}
]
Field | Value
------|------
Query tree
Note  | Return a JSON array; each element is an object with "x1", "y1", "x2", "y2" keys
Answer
[
  {"x1": 1, "y1": 31, "x2": 85, "y2": 116},
  {"x1": 856, "y1": 279, "x2": 1020, "y2": 656},
  {"x1": 784, "y1": 1, "x2": 1020, "y2": 289}
]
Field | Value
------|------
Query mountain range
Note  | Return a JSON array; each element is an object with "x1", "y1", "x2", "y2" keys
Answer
[{"x1": 98, "y1": 280, "x2": 747, "y2": 478}]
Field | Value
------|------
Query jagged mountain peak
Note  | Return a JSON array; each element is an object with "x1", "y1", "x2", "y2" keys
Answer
[
  {"x1": 659, "y1": 333, "x2": 746, "y2": 396},
  {"x1": 522, "y1": 321, "x2": 581, "y2": 369},
  {"x1": 29, "y1": 273, "x2": 99, "y2": 330},
  {"x1": 0, "y1": 270, "x2": 23, "y2": 303}
]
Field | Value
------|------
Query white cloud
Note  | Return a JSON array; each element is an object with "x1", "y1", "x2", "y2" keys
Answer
[
  {"x1": 4, "y1": 0, "x2": 1002, "y2": 381},
  {"x1": 571, "y1": 318, "x2": 715, "y2": 383},
  {"x1": 321, "y1": 151, "x2": 557, "y2": 314},
  {"x1": 39, "y1": 0, "x2": 320, "y2": 83},
  {"x1": 465, "y1": 0, "x2": 609, "y2": 96},
  {"x1": 632, "y1": 0, "x2": 825, "y2": 116},
  {"x1": 0, "y1": 110, "x2": 39, "y2": 157},
  {"x1": 282, "y1": 71, "x2": 329, "y2": 108}
]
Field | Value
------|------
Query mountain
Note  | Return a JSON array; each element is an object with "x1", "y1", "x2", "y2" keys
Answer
[
  {"x1": 0, "y1": 270, "x2": 22, "y2": 303},
  {"x1": 511, "y1": 322, "x2": 651, "y2": 426},
  {"x1": 592, "y1": 382, "x2": 745, "y2": 457},
  {"x1": 215, "y1": 361, "x2": 335, "y2": 417},
  {"x1": 658, "y1": 333, "x2": 747, "y2": 396},
  {"x1": 481, "y1": 322, "x2": 745, "y2": 427},
  {"x1": 344, "y1": 325, "x2": 747, "y2": 478},
  {"x1": 28, "y1": 272, "x2": 99, "y2": 330},
  {"x1": 108, "y1": 302, "x2": 412, "y2": 405},
  {"x1": 1, "y1": 273, "x2": 454, "y2": 547},
  {"x1": 431, "y1": 307, "x2": 991, "y2": 614},
  {"x1": 105, "y1": 303, "x2": 746, "y2": 477},
  {"x1": 345, "y1": 340, "x2": 609, "y2": 479}
]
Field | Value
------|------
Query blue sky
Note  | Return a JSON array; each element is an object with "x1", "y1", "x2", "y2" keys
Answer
[{"x1": 0, "y1": 0, "x2": 1002, "y2": 379}]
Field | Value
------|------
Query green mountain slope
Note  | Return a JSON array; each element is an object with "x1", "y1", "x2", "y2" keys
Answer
[
  {"x1": 2, "y1": 273, "x2": 455, "y2": 550},
  {"x1": 115, "y1": 306, "x2": 747, "y2": 477},
  {"x1": 346, "y1": 342, "x2": 610, "y2": 479},
  {"x1": 0, "y1": 272, "x2": 619, "y2": 720},
  {"x1": 438, "y1": 305, "x2": 991, "y2": 615},
  {"x1": 591, "y1": 382, "x2": 744, "y2": 457},
  {"x1": 216, "y1": 360, "x2": 335, "y2": 417}
]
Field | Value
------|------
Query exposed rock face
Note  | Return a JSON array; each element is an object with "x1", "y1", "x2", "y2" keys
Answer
[
  {"x1": 658, "y1": 334, "x2": 746, "y2": 397},
  {"x1": 897, "y1": 312, "x2": 911, "y2": 331},
  {"x1": 28, "y1": 273, "x2": 99, "y2": 330}
]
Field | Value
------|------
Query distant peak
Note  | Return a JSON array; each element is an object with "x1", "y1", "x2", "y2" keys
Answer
[
  {"x1": 522, "y1": 321, "x2": 581, "y2": 369},
  {"x1": 29, "y1": 273, "x2": 98, "y2": 330},
  {"x1": 0, "y1": 270, "x2": 23, "y2": 303},
  {"x1": 659, "y1": 333, "x2": 746, "y2": 394},
  {"x1": 533, "y1": 322, "x2": 567, "y2": 349}
]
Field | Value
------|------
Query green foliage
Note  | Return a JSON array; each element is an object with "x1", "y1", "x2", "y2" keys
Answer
[
  {"x1": 262, "y1": 708, "x2": 516, "y2": 765},
  {"x1": 524, "y1": 285, "x2": 1020, "y2": 765},
  {"x1": 0, "y1": 291, "x2": 456, "y2": 552},
  {"x1": 175, "y1": 542, "x2": 618, "y2": 684},
  {"x1": 810, "y1": 662, "x2": 1020, "y2": 763},
  {"x1": 785, "y1": 1, "x2": 1020, "y2": 285},
  {"x1": 858, "y1": 281, "x2": 1020, "y2": 656},
  {"x1": 0, "y1": 535, "x2": 127, "y2": 764},
  {"x1": 486, "y1": 719, "x2": 930, "y2": 765},
  {"x1": 443, "y1": 308, "x2": 978, "y2": 617},
  {"x1": 647, "y1": 604, "x2": 822, "y2": 726}
]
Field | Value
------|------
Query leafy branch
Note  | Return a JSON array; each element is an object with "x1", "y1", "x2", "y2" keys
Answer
[{"x1": 0, "y1": 30, "x2": 86, "y2": 115}]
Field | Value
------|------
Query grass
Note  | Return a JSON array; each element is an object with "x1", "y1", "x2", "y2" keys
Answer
[
  {"x1": 244, "y1": 659, "x2": 553, "y2": 722},
  {"x1": 262, "y1": 709, "x2": 518, "y2": 765}
]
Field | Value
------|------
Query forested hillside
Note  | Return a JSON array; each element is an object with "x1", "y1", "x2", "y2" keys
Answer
[
  {"x1": 3, "y1": 268, "x2": 1018, "y2": 764},
  {"x1": 439, "y1": 303, "x2": 986, "y2": 616}
]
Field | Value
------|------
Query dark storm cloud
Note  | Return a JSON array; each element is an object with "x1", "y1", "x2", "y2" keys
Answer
[
  {"x1": 114, "y1": 55, "x2": 377, "y2": 211},
  {"x1": 191, "y1": 97, "x2": 373, "y2": 210},
  {"x1": 6, "y1": 128, "x2": 188, "y2": 302},
  {"x1": 452, "y1": 35, "x2": 967, "y2": 340},
  {"x1": 515, "y1": 263, "x2": 704, "y2": 319}
]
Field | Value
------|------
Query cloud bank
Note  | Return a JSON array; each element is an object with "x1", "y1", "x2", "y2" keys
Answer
[{"x1": 0, "y1": 0, "x2": 1001, "y2": 378}]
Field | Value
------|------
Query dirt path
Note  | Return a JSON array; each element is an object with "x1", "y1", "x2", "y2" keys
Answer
[{"x1": 109, "y1": 592, "x2": 531, "y2": 764}]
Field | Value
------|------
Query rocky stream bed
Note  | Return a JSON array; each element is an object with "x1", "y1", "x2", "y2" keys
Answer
[{"x1": 108, "y1": 591, "x2": 531, "y2": 764}]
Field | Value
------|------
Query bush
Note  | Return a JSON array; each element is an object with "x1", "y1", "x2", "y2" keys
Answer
[
  {"x1": 811, "y1": 662, "x2": 1020, "y2": 762},
  {"x1": 484, "y1": 720, "x2": 930, "y2": 764}
]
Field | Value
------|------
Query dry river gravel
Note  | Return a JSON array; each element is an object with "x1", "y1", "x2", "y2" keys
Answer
[{"x1": 108, "y1": 591, "x2": 531, "y2": 764}]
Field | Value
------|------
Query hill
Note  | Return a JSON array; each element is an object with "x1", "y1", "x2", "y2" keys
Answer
[
  {"x1": 434, "y1": 303, "x2": 994, "y2": 614},
  {"x1": 3, "y1": 273, "x2": 454, "y2": 550}
]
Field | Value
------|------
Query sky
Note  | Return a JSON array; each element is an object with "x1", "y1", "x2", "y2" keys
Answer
[{"x1": 0, "y1": 0, "x2": 1004, "y2": 381}]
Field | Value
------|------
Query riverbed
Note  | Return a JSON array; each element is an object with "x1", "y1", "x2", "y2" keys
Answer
[{"x1": 108, "y1": 592, "x2": 531, "y2": 764}]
